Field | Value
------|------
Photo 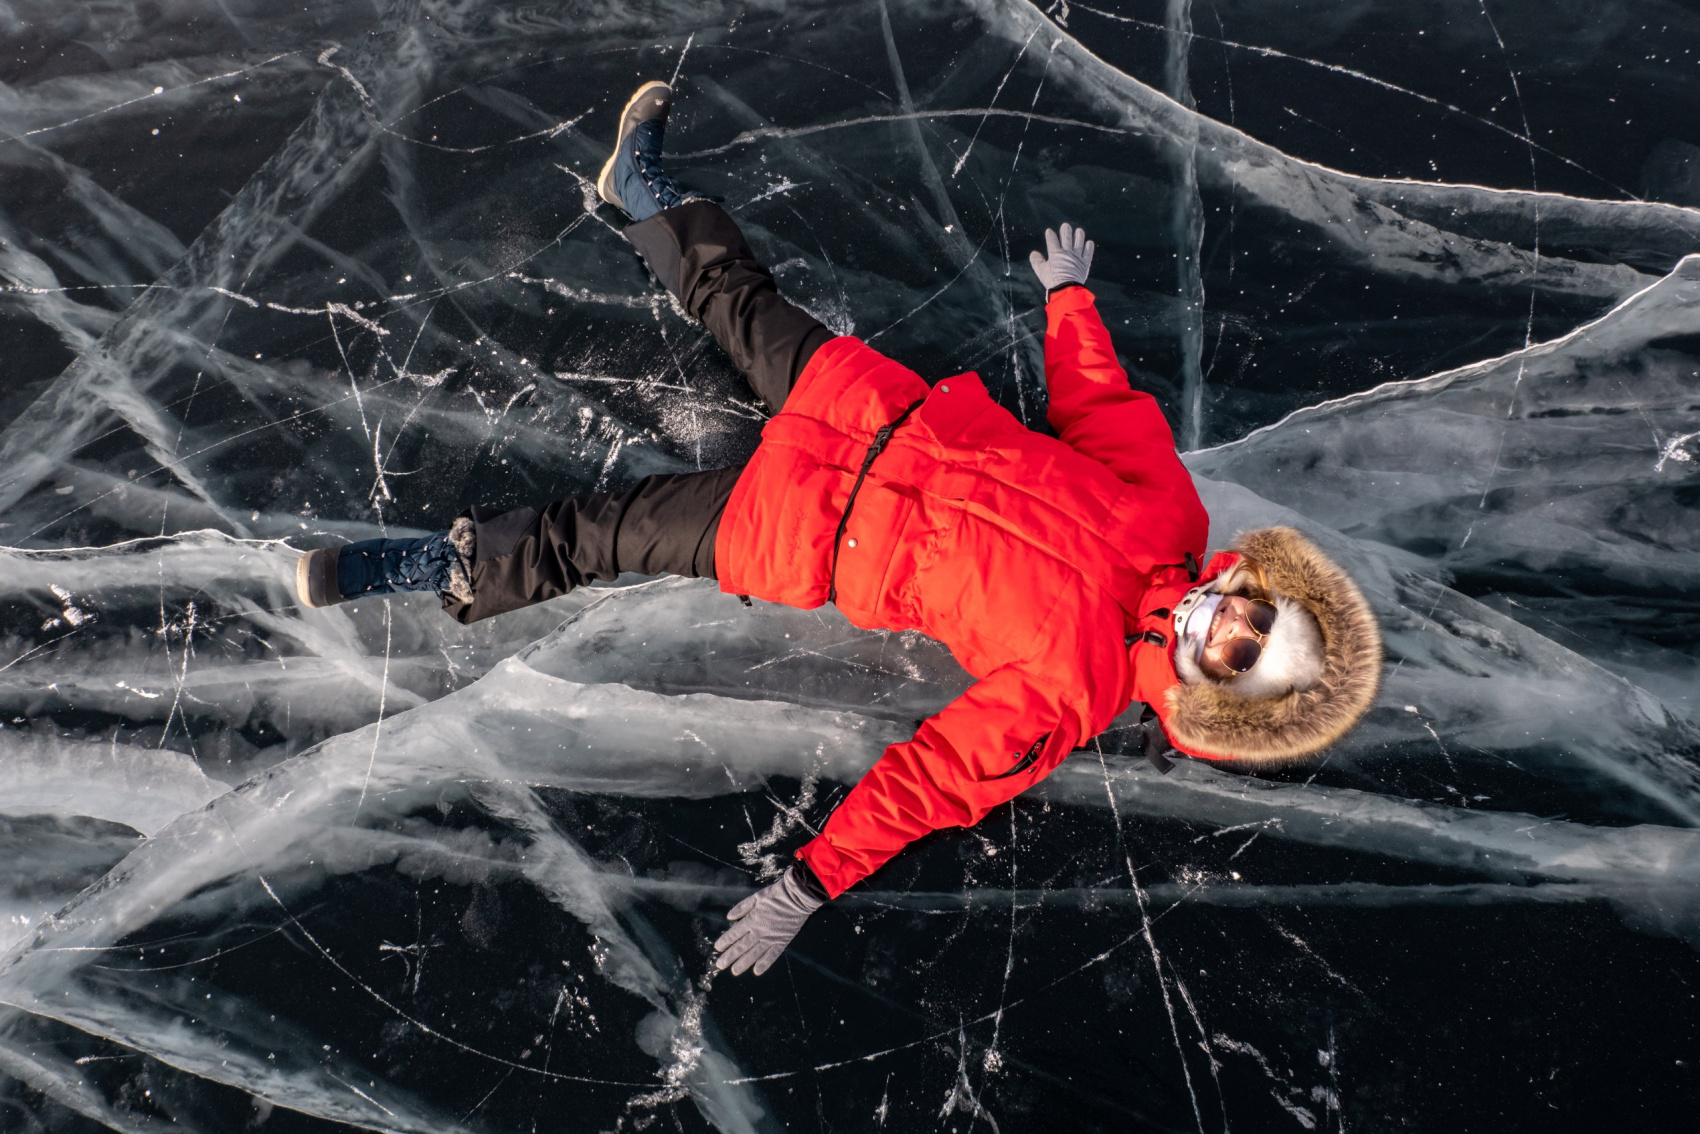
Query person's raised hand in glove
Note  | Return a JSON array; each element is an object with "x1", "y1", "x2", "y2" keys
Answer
[
  {"x1": 1028, "y1": 222, "x2": 1095, "y2": 294},
  {"x1": 713, "y1": 864, "x2": 827, "y2": 976}
]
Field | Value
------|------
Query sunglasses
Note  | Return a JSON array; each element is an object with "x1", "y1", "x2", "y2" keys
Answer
[{"x1": 1217, "y1": 598, "x2": 1279, "y2": 674}]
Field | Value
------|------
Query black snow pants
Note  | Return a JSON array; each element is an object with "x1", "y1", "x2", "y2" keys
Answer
[{"x1": 442, "y1": 201, "x2": 832, "y2": 624}]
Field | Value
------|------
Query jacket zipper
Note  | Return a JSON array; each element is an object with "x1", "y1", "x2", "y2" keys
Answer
[
  {"x1": 826, "y1": 397, "x2": 926, "y2": 604},
  {"x1": 989, "y1": 732, "x2": 1051, "y2": 779}
]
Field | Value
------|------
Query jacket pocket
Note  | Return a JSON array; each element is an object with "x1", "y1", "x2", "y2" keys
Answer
[
  {"x1": 832, "y1": 481, "x2": 919, "y2": 622},
  {"x1": 984, "y1": 722, "x2": 1077, "y2": 783},
  {"x1": 988, "y1": 731, "x2": 1052, "y2": 780}
]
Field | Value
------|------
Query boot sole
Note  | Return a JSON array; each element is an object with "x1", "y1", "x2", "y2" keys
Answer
[
  {"x1": 296, "y1": 547, "x2": 343, "y2": 609},
  {"x1": 597, "y1": 80, "x2": 673, "y2": 211}
]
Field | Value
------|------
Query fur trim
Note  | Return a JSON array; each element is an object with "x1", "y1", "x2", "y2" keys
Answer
[
  {"x1": 1164, "y1": 527, "x2": 1382, "y2": 764},
  {"x1": 445, "y1": 517, "x2": 477, "y2": 606},
  {"x1": 1174, "y1": 641, "x2": 1206, "y2": 686}
]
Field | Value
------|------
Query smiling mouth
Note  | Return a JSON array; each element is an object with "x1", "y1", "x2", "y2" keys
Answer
[{"x1": 1206, "y1": 601, "x2": 1228, "y2": 644}]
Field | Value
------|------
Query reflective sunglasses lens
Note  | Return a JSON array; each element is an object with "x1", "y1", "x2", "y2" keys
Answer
[
  {"x1": 1246, "y1": 599, "x2": 1278, "y2": 636},
  {"x1": 1221, "y1": 637, "x2": 1263, "y2": 674}
]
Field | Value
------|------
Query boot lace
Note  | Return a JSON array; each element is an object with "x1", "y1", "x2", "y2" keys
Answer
[{"x1": 631, "y1": 119, "x2": 688, "y2": 211}]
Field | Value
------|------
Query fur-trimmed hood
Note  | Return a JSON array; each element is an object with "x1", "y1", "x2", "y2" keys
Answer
[{"x1": 1161, "y1": 527, "x2": 1382, "y2": 764}]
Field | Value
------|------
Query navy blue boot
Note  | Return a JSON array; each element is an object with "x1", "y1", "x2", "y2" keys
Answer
[
  {"x1": 597, "y1": 81, "x2": 700, "y2": 221},
  {"x1": 296, "y1": 523, "x2": 473, "y2": 609}
]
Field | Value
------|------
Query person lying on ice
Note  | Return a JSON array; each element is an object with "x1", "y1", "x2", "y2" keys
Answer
[{"x1": 294, "y1": 81, "x2": 1383, "y2": 977}]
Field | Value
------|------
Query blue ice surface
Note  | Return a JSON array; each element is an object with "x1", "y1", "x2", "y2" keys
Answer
[{"x1": 0, "y1": 1, "x2": 1698, "y2": 1130}]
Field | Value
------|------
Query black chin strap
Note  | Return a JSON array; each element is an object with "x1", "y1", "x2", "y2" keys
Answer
[
  {"x1": 1138, "y1": 704, "x2": 1176, "y2": 774},
  {"x1": 1153, "y1": 551, "x2": 1202, "y2": 588}
]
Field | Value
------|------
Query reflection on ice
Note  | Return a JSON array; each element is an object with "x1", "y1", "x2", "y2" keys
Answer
[{"x1": 1, "y1": 0, "x2": 1698, "y2": 1128}]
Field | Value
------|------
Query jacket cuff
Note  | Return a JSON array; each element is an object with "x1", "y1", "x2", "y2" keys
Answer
[
  {"x1": 789, "y1": 856, "x2": 831, "y2": 903},
  {"x1": 795, "y1": 838, "x2": 854, "y2": 899},
  {"x1": 1046, "y1": 282, "x2": 1088, "y2": 300}
]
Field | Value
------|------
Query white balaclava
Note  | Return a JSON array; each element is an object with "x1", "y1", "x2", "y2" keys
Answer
[{"x1": 1172, "y1": 587, "x2": 1326, "y2": 697}]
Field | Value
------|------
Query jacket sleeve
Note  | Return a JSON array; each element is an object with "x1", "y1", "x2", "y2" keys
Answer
[
  {"x1": 796, "y1": 662, "x2": 1089, "y2": 898},
  {"x1": 1043, "y1": 286, "x2": 1194, "y2": 494}
]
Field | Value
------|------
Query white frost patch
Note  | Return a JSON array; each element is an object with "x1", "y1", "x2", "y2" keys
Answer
[
  {"x1": 0, "y1": 732, "x2": 222, "y2": 836},
  {"x1": 1655, "y1": 429, "x2": 1699, "y2": 473},
  {"x1": 47, "y1": 583, "x2": 93, "y2": 627}
]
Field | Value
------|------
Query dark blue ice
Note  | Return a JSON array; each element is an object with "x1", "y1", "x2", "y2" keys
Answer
[{"x1": 1, "y1": 1, "x2": 1698, "y2": 1129}]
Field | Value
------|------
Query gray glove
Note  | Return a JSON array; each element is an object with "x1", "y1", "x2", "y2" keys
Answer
[
  {"x1": 1028, "y1": 223, "x2": 1095, "y2": 292},
  {"x1": 713, "y1": 866, "x2": 826, "y2": 976}
]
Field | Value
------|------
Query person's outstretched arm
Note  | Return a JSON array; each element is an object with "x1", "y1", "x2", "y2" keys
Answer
[
  {"x1": 1029, "y1": 225, "x2": 1196, "y2": 495},
  {"x1": 792, "y1": 604, "x2": 1126, "y2": 898},
  {"x1": 710, "y1": 650, "x2": 1111, "y2": 975},
  {"x1": 796, "y1": 663, "x2": 1083, "y2": 895}
]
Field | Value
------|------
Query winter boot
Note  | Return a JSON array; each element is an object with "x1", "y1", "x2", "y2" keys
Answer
[
  {"x1": 296, "y1": 520, "x2": 474, "y2": 609},
  {"x1": 597, "y1": 81, "x2": 701, "y2": 222}
]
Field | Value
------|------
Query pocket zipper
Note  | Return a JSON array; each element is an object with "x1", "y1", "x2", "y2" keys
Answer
[{"x1": 989, "y1": 731, "x2": 1052, "y2": 780}]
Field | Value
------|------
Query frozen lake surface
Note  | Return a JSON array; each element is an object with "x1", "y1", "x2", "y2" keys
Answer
[{"x1": 1, "y1": 1, "x2": 1698, "y2": 1129}]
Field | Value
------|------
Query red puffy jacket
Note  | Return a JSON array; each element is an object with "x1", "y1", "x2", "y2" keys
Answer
[{"x1": 715, "y1": 286, "x2": 1225, "y2": 897}]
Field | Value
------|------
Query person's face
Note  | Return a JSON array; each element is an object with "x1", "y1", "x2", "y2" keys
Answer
[{"x1": 1197, "y1": 595, "x2": 1271, "y2": 681}]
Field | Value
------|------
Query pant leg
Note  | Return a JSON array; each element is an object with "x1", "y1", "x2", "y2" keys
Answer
[
  {"x1": 623, "y1": 200, "x2": 833, "y2": 414},
  {"x1": 441, "y1": 464, "x2": 744, "y2": 624}
]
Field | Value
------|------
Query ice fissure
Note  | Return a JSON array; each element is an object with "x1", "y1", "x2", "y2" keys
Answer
[{"x1": 2, "y1": 0, "x2": 1698, "y2": 1129}]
